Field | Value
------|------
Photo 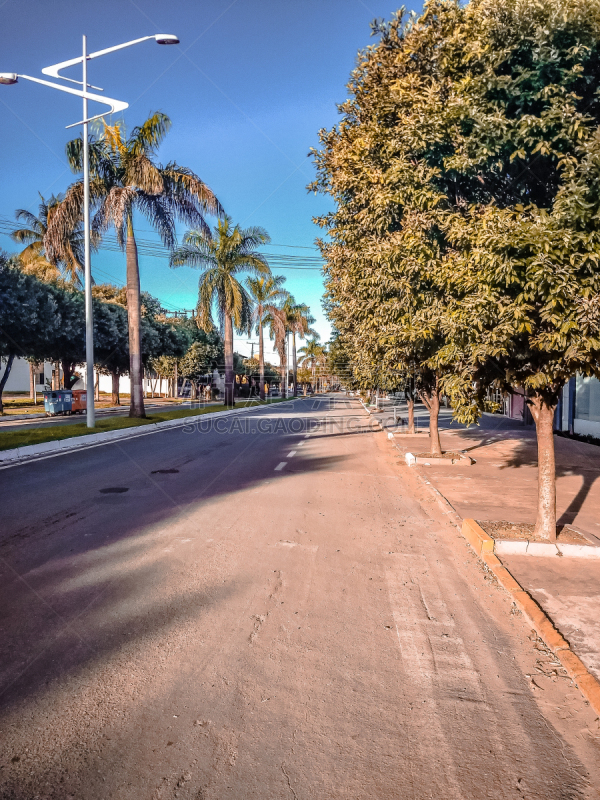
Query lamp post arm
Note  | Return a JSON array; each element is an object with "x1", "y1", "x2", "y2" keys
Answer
[
  {"x1": 41, "y1": 36, "x2": 156, "y2": 79},
  {"x1": 16, "y1": 74, "x2": 128, "y2": 123}
]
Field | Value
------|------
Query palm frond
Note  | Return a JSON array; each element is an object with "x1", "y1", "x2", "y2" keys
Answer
[
  {"x1": 170, "y1": 238, "x2": 216, "y2": 269},
  {"x1": 162, "y1": 163, "x2": 224, "y2": 220},
  {"x1": 128, "y1": 111, "x2": 171, "y2": 156},
  {"x1": 98, "y1": 186, "x2": 137, "y2": 247},
  {"x1": 13, "y1": 209, "x2": 43, "y2": 232},
  {"x1": 12, "y1": 227, "x2": 42, "y2": 245},
  {"x1": 136, "y1": 194, "x2": 176, "y2": 249},
  {"x1": 237, "y1": 226, "x2": 271, "y2": 253},
  {"x1": 124, "y1": 153, "x2": 164, "y2": 194}
]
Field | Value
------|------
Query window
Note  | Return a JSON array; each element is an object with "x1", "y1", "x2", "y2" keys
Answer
[{"x1": 575, "y1": 376, "x2": 600, "y2": 422}]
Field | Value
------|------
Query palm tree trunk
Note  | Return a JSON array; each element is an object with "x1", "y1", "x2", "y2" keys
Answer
[
  {"x1": 281, "y1": 349, "x2": 287, "y2": 397},
  {"x1": 259, "y1": 319, "x2": 265, "y2": 401},
  {"x1": 530, "y1": 394, "x2": 557, "y2": 541},
  {"x1": 126, "y1": 222, "x2": 146, "y2": 418},
  {"x1": 292, "y1": 332, "x2": 298, "y2": 397},
  {"x1": 224, "y1": 312, "x2": 235, "y2": 407}
]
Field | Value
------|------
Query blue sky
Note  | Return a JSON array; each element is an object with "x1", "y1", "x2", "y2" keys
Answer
[{"x1": 0, "y1": 0, "x2": 415, "y2": 360}]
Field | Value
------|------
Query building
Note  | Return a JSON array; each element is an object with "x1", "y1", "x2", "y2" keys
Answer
[
  {"x1": 558, "y1": 376, "x2": 600, "y2": 439},
  {"x1": 502, "y1": 376, "x2": 600, "y2": 439},
  {"x1": 0, "y1": 358, "x2": 52, "y2": 394}
]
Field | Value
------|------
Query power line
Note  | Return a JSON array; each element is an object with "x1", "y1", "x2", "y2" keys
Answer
[{"x1": 0, "y1": 221, "x2": 324, "y2": 271}]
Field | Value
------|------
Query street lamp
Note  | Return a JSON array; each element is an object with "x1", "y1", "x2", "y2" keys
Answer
[{"x1": 0, "y1": 33, "x2": 179, "y2": 428}]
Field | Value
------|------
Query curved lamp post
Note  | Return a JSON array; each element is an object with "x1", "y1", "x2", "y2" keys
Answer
[{"x1": 0, "y1": 33, "x2": 179, "y2": 428}]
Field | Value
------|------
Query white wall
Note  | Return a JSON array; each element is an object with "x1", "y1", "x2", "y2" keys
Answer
[{"x1": 1, "y1": 357, "x2": 52, "y2": 393}]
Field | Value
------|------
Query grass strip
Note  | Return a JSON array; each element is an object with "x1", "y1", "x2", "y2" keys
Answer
[{"x1": 0, "y1": 397, "x2": 295, "y2": 452}]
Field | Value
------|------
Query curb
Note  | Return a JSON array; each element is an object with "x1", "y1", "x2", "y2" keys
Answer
[
  {"x1": 405, "y1": 451, "x2": 473, "y2": 467},
  {"x1": 0, "y1": 398, "x2": 304, "y2": 468},
  {"x1": 462, "y1": 519, "x2": 600, "y2": 716}
]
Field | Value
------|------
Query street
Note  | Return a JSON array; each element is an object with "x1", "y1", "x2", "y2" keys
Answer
[
  {"x1": 0, "y1": 400, "x2": 209, "y2": 434},
  {"x1": 1, "y1": 395, "x2": 599, "y2": 799}
]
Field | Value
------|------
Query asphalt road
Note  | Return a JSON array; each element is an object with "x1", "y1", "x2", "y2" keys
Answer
[{"x1": 1, "y1": 395, "x2": 599, "y2": 799}]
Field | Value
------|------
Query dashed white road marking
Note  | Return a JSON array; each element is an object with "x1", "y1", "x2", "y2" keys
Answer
[
  {"x1": 274, "y1": 462, "x2": 287, "y2": 471},
  {"x1": 287, "y1": 450, "x2": 297, "y2": 457}
]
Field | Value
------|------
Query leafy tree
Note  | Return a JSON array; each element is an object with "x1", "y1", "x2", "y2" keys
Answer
[
  {"x1": 178, "y1": 328, "x2": 224, "y2": 399},
  {"x1": 241, "y1": 356, "x2": 280, "y2": 387},
  {"x1": 171, "y1": 217, "x2": 271, "y2": 406},
  {"x1": 92, "y1": 282, "x2": 128, "y2": 306},
  {"x1": 246, "y1": 275, "x2": 289, "y2": 400},
  {"x1": 429, "y1": 0, "x2": 600, "y2": 539},
  {"x1": 93, "y1": 299, "x2": 129, "y2": 404},
  {"x1": 0, "y1": 254, "x2": 45, "y2": 411},
  {"x1": 51, "y1": 112, "x2": 223, "y2": 418},
  {"x1": 312, "y1": 0, "x2": 600, "y2": 538}
]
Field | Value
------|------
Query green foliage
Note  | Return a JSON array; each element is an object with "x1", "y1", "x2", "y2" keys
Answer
[
  {"x1": 312, "y1": 0, "x2": 600, "y2": 421},
  {"x1": 178, "y1": 328, "x2": 223, "y2": 383},
  {"x1": 239, "y1": 356, "x2": 280, "y2": 382}
]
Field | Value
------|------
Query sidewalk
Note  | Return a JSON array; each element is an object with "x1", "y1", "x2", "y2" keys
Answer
[{"x1": 373, "y1": 399, "x2": 600, "y2": 685}]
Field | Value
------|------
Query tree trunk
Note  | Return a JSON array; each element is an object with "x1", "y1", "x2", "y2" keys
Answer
[
  {"x1": 407, "y1": 394, "x2": 415, "y2": 434},
  {"x1": 95, "y1": 372, "x2": 100, "y2": 402},
  {"x1": 292, "y1": 332, "x2": 298, "y2": 397},
  {"x1": 29, "y1": 362, "x2": 37, "y2": 404},
  {"x1": 0, "y1": 353, "x2": 15, "y2": 414},
  {"x1": 111, "y1": 370, "x2": 120, "y2": 405},
  {"x1": 280, "y1": 349, "x2": 287, "y2": 398},
  {"x1": 62, "y1": 359, "x2": 75, "y2": 390},
  {"x1": 52, "y1": 361, "x2": 60, "y2": 390},
  {"x1": 530, "y1": 395, "x2": 558, "y2": 542},
  {"x1": 258, "y1": 321, "x2": 265, "y2": 401},
  {"x1": 126, "y1": 223, "x2": 146, "y2": 418},
  {"x1": 428, "y1": 392, "x2": 442, "y2": 456},
  {"x1": 421, "y1": 387, "x2": 442, "y2": 456},
  {"x1": 224, "y1": 313, "x2": 235, "y2": 407}
]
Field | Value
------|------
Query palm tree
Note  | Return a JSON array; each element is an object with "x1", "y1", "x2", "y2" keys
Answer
[
  {"x1": 246, "y1": 275, "x2": 289, "y2": 400},
  {"x1": 282, "y1": 298, "x2": 316, "y2": 396},
  {"x1": 171, "y1": 218, "x2": 271, "y2": 406},
  {"x1": 265, "y1": 304, "x2": 288, "y2": 396},
  {"x1": 298, "y1": 338, "x2": 326, "y2": 392},
  {"x1": 47, "y1": 112, "x2": 223, "y2": 418},
  {"x1": 13, "y1": 193, "x2": 85, "y2": 286}
]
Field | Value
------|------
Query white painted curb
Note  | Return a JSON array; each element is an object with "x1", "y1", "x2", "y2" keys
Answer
[{"x1": 494, "y1": 539, "x2": 600, "y2": 559}]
